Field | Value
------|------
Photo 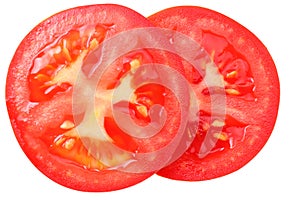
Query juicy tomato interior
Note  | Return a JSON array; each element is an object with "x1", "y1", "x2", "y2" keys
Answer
[
  {"x1": 201, "y1": 31, "x2": 256, "y2": 100},
  {"x1": 170, "y1": 29, "x2": 256, "y2": 160},
  {"x1": 28, "y1": 24, "x2": 112, "y2": 102},
  {"x1": 187, "y1": 110, "x2": 248, "y2": 159},
  {"x1": 104, "y1": 83, "x2": 165, "y2": 151},
  {"x1": 186, "y1": 30, "x2": 255, "y2": 158},
  {"x1": 33, "y1": 25, "x2": 168, "y2": 171}
]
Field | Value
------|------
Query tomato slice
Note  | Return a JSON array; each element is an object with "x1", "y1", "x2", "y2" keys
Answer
[
  {"x1": 148, "y1": 6, "x2": 280, "y2": 181},
  {"x1": 6, "y1": 4, "x2": 185, "y2": 192}
]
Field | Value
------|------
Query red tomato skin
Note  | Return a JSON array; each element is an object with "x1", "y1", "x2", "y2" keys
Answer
[
  {"x1": 6, "y1": 4, "x2": 160, "y2": 192},
  {"x1": 148, "y1": 6, "x2": 280, "y2": 181}
]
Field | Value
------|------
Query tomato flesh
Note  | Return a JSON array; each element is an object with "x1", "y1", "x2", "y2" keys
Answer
[
  {"x1": 148, "y1": 6, "x2": 280, "y2": 181},
  {"x1": 6, "y1": 4, "x2": 185, "y2": 192}
]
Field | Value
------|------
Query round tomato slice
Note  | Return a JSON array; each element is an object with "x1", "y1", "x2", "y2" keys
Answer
[
  {"x1": 148, "y1": 6, "x2": 280, "y2": 181},
  {"x1": 5, "y1": 4, "x2": 185, "y2": 192}
]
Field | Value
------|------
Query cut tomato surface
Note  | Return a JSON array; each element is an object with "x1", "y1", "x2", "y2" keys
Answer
[
  {"x1": 148, "y1": 6, "x2": 280, "y2": 181},
  {"x1": 6, "y1": 4, "x2": 185, "y2": 192}
]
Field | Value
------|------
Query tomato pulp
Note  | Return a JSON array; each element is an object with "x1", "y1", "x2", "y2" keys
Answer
[
  {"x1": 148, "y1": 6, "x2": 280, "y2": 181},
  {"x1": 6, "y1": 4, "x2": 186, "y2": 191}
]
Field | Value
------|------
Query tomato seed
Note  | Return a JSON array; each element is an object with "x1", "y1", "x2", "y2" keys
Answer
[
  {"x1": 63, "y1": 138, "x2": 76, "y2": 150},
  {"x1": 226, "y1": 70, "x2": 238, "y2": 79},
  {"x1": 136, "y1": 105, "x2": 148, "y2": 118},
  {"x1": 211, "y1": 120, "x2": 225, "y2": 127},
  {"x1": 225, "y1": 88, "x2": 240, "y2": 95},
  {"x1": 213, "y1": 132, "x2": 228, "y2": 141},
  {"x1": 54, "y1": 135, "x2": 66, "y2": 146},
  {"x1": 60, "y1": 120, "x2": 75, "y2": 130},
  {"x1": 130, "y1": 59, "x2": 141, "y2": 73}
]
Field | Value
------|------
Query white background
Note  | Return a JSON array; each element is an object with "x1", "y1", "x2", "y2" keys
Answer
[{"x1": 0, "y1": 0, "x2": 299, "y2": 199}]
